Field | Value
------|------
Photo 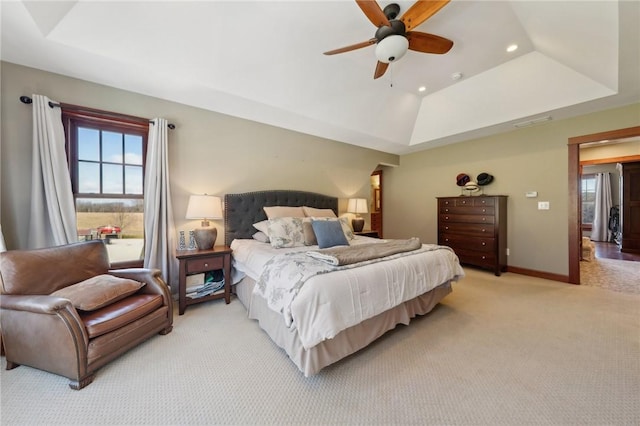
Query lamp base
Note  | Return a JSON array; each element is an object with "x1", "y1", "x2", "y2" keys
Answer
[
  {"x1": 193, "y1": 227, "x2": 217, "y2": 250},
  {"x1": 352, "y1": 217, "x2": 365, "y2": 233}
]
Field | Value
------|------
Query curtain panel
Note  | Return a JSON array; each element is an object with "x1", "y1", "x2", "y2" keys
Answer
[
  {"x1": 591, "y1": 172, "x2": 612, "y2": 242},
  {"x1": 27, "y1": 94, "x2": 78, "y2": 248},
  {"x1": 144, "y1": 118, "x2": 178, "y2": 291}
]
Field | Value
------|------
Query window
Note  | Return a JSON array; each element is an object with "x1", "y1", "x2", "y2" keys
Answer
[
  {"x1": 581, "y1": 174, "x2": 596, "y2": 227},
  {"x1": 62, "y1": 109, "x2": 149, "y2": 266}
]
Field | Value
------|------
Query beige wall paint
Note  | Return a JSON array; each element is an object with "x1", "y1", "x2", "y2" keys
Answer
[
  {"x1": 0, "y1": 62, "x2": 398, "y2": 250},
  {"x1": 580, "y1": 140, "x2": 640, "y2": 161},
  {"x1": 2, "y1": 61, "x2": 638, "y2": 279},
  {"x1": 384, "y1": 103, "x2": 640, "y2": 277}
]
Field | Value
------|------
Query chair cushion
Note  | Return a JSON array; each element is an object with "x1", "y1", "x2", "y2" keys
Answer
[
  {"x1": 80, "y1": 294, "x2": 163, "y2": 338},
  {"x1": 51, "y1": 274, "x2": 145, "y2": 311}
]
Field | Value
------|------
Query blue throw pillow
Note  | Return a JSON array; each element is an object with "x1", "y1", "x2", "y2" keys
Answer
[{"x1": 311, "y1": 220, "x2": 349, "y2": 249}]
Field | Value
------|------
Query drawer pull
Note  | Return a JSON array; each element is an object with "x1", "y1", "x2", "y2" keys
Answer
[
  {"x1": 482, "y1": 218, "x2": 486, "y2": 221},
  {"x1": 482, "y1": 229, "x2": 486, "y2": 232},
  {"x1": 204, "y1": 263, "x2": 209, "y2": 267},
  {"x1": 445, "y1": 216, "x2": 449, "y2": 220},
  {"x1": 482, "y1": 209, "x2": 486, "y2": 212},
  {"x1": 445, "y1": 208, "x2": 449, "y2": 212},
  {"x1": 445, "y1": 226, "x2": 449, "y2": 230},
  {"x1": 482, "y1": 242, "x2": 486, "y2": 246},
  {"x1": 482, "y1": 256, "x2": 486, "y2": 260}
]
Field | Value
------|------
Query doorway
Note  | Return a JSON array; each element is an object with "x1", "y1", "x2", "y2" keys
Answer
[
  {"x1": 370, "y1": 170, "x2": 383, "y2": 238},
  {"x1": 567, "y1": 125, "x2": 640, "y2": 284}
]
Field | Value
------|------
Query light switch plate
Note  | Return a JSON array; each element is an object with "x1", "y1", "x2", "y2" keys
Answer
[
  {"x1": 526, "y1": 191, "x2": 538, "y2": 198},
  {"x1": 538, "y1": 201, "x2": 550, "y2": 210}
]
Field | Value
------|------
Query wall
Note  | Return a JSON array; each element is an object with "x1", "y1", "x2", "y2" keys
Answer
[
  {"x1": 0, "y1": 61, "x2": 399, "y2": 250},
  {"x1": 580, "y1": 140, "x2": 640, "y2": 162},
  {"x1": 384, "y1": 103, "x2": 640, "y2": 277}
]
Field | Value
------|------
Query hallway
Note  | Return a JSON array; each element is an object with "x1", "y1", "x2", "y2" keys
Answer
[{"x1": 594, "y1": 241, "x2": 640, "y2": 262}]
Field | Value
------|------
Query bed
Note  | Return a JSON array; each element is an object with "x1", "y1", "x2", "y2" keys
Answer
[{"x1": 225, "y1": 190, "x2": 464, "y2": 376}]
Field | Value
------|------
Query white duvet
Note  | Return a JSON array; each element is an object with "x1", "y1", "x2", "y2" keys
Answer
[{"x1": 231, "y1": 237, "x2": 464, "y2": 349}]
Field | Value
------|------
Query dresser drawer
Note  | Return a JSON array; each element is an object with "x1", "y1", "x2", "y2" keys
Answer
[
  {"x1": 439, "y1": 222, "x2": 495, "y2": 236},
  {"x1": 440, "y1": 205, "x2": 495, "y2": 215},
  {"x1": 454, "y1": 248, "x2": 497, "y2": 267},
  {"x1": 439, "y1": 233, "x2": 495, "y2": 252},
  {"x1": 472, "y1": 197, "x2": 495, "y2": 207},
  {"x1": 185, "y1": 256, "x2": 224, "y2": 274},
  {"x1": 440, "y1": 213, "x2": 495, "y2": 225}
]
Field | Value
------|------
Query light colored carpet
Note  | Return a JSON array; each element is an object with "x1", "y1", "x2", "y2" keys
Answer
[
  {"x1": 1, "y1": 268, "x2": 639, "y2": 425},
  {"x1": 580, "y1": 257, "x2": 640, "y2": 294}
]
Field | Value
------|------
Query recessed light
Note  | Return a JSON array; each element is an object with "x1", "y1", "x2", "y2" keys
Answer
[
  {"x1": 507, "y1": 44, "x2": 518, "y2": 53},
  {"x1": 418, "y1": 86, "x2": 426, "y2": 92}
]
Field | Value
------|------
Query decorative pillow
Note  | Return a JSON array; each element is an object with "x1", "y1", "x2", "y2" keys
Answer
[
  {"x1": 338, "y1": 216, "x2": 356, "y2": 240},
  {"x1": 267, "y1": 217, "x2": 305, "y2": 248},
  {"x1": 310, "y1": 216, "x2": 355, "y2": 240},
  {"x1": 302, "y1": 220, "x2": 317, "y2": 246},
  {"x1": 252, "y1": 231, "x2": 270, "y2": 243},
  {"x1": 253, "y1": 220, "x2": 270, "y2": 235},
  {"x1": 263, "y1": 206, "x2": 305, "y2": 219},
  {"x1": 311, "y1": 220, "x2": 350, "y2": 249},
  {"x1": 51, "y1": 274, "x2": 145, "y2": 311},
  {"x1": 302, "y1": 206, "x2": 336, "y2": 218}
]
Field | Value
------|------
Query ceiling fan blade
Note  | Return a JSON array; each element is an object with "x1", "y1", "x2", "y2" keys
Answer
[
  {"x1": 407, "y1": 31, "x2": 453, "y2": 54},
  {"x1": 374, "y1": 61, "x2": 389, "y2": 79},
  {"x1": 401, "y1": 0, "x2": 450, "y2": 32},
  {"x1": 324, "y1": 38, "x2": 377, "y2": 55},
  {"x1": 356, "y1": 0, "x2": 391, "y2": 28}
]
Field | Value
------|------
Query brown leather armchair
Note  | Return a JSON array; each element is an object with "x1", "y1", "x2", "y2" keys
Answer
[{"x1": 0, "y1": 240, "x2": 173, "y2": 389}]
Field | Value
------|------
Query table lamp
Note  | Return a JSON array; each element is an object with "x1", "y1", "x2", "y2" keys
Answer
[
  {"x1": 185, "y1": 194, "x2": 223, "y2": 250},
  {"x1": 347, "y1": 198, "x2": 368, "y2": 233}
]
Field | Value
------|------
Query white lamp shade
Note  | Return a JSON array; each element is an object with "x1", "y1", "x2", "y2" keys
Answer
[
  {"x1": 375, "y1": 35, "x2": 409, "y2": 63},
  {"x1": 185, "y1": 195, "x2": 223, "y2": 220},
  {"x1": 347, "y1": 198, "x2": 368, "y2": 214}
]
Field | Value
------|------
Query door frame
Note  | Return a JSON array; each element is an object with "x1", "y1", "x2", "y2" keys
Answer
[{"x1": 567, "y1": 125, "x2": 640, "y2": 284}]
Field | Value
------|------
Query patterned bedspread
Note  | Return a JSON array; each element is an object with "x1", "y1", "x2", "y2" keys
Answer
[{"x1": 251, "y1": 242, "x2": 464, "y2": 348}]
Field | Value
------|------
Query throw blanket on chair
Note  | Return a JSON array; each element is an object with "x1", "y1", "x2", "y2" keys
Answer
[{"x1": 306, "y1": 237, "x2": 422, "y2": 266}]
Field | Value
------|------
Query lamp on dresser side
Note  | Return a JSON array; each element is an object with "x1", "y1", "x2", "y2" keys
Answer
[
  {"x1": 185, "y1": 194, "x2": 223, "y2": 250},
  {"x1": 347, "y1": 198, "x2": 368, "y2": 233}
]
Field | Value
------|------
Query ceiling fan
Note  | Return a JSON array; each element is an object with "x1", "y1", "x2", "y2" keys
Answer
[{"x1": 324, "y1": 0, "x2": 454, "y2": 79}]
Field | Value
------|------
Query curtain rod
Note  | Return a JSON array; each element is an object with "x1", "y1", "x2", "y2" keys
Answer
[{"x1": 19, "y1": 96, "x2": 175, "y2": 129}]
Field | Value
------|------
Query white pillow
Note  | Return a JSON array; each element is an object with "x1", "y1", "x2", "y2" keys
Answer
[
  {"x1": 309, "y1": 217, "x2": 355, "y2": 240},
  {"x1": 267, "y1": 217, "x2": 305, "y2": 248},
  {"x1": 252, "y1": 231, "x2": 270, "y2": 243},
  {"x1": 302, "y1": 206, "x2": 336, "y2": 218},
  {"x1": 263, "y1": 206, "x2": 305, "y2": 219},
  {"x1": 253, "y1": 220, "x2": 270, "y2": 235}
]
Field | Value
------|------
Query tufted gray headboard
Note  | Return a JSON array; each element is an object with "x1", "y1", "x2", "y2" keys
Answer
[{"x1": 224, "y1": 190, "x2": 339, "y2": 246}]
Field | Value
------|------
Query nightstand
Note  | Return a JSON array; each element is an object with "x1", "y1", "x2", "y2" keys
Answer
[
  {"x1": 176, "y1": 246, "x2": 232, "y2": 315},
  {"x1": 355, "y1": 230, "x2": 379, "y2": 238}
]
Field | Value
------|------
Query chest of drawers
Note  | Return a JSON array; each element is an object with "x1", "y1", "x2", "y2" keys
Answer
[{"x1": 437, "y1": 195, "x2": 508, "y2": 276}]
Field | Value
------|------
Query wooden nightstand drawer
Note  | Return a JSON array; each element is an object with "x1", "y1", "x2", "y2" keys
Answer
[{"x1": 186, "y1": 256, "x2": 223, "y2": 274}]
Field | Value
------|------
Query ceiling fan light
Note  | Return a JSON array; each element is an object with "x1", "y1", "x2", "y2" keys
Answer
[{"x1": 375, "y1": 35, "x2": 409, "y2": 64}]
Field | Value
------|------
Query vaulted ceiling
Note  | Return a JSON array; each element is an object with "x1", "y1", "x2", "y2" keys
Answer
[{"x1": 2, "y1": 1, "x2": 639, "y2": 155}]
